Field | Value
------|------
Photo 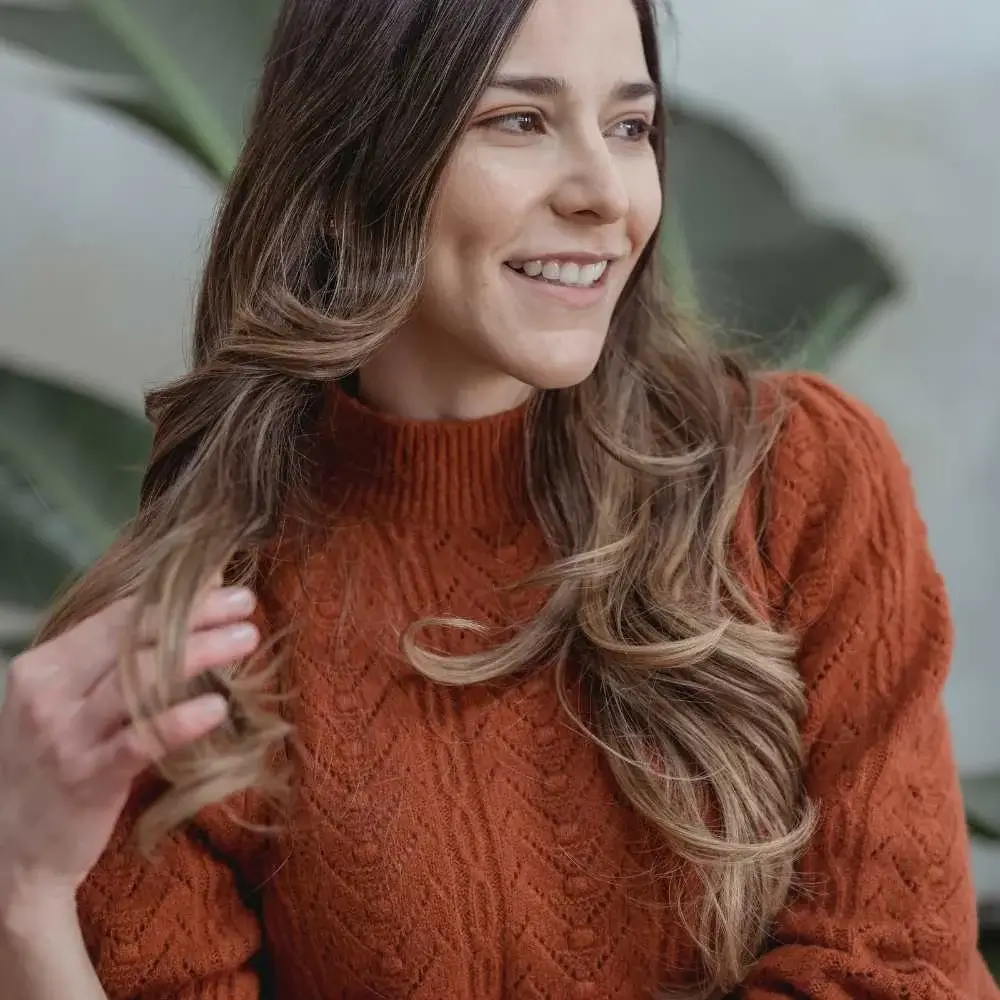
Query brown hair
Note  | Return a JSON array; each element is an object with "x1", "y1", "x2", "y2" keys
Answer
[{"x1": 38, "y1": 1, "x2": 814, "y2": 995}]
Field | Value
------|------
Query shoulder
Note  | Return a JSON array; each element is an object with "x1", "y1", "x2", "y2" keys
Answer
[
  {"x1": 755, "y1": 371, "x2": 931, "y2": 625},
  {"x1": 763, "y1": 370, "x2": 916, "y2": 547},
  {"x1": 748, "y1": 372, "x2": 952, "y2": 745}
]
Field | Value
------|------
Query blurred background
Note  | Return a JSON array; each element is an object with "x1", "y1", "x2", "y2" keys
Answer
[{"x1": 0, "y1": 0, "x2": 998, "y2": 952}]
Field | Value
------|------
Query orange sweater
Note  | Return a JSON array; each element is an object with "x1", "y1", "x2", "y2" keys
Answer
[{"x1": 78, "y1": 373, "x2": 996, "y2": 1000}]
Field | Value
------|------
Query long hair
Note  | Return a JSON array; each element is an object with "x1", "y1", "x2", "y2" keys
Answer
[{"x1": 37, "y1": 1, "x2": 815, "y2": 995}]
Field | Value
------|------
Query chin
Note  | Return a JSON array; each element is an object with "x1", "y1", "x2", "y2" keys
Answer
[{"x1": 501, "y1": 328, "x2": 607, "y2": 391}]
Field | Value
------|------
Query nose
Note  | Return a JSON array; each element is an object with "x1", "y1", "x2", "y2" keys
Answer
[{"x1": 550, "y1": 136, "x2": 631, "y2": 224}]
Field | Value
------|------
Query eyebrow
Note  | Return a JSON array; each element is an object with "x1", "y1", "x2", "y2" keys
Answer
[{"x1": 490, "y1": 75, "x2": 658, "y2": 103}]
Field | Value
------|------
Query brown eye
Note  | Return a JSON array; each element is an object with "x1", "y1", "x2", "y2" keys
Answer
[
  {"x1": 491, "y1": 111, "x2": 544, "y2": 135},
  {"x1": 610, "y1": 118, "x2": 655, "y2": 142}
]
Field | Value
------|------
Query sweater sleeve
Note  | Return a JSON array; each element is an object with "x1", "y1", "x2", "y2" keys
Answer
[
  {"x1": 77, "y1": 782, "x2": 263, "y2": 1000},
  {"x1": 739, "y1": 374, "x2": 996, "y2": 1000},
  {"x1": 75, "y1": 599, "x2": 278, "y2": 1000}
]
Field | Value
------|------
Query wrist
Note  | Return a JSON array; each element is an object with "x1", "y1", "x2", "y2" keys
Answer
[
  {"x1": 0, "y1": 889, "x2": 98, "y2": 1000},
  {"x1": 0, "y1": 875, "x2": 79, "y2": 940}
]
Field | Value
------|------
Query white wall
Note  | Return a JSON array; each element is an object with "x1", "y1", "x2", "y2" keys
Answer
[{"x1": 1, "y1": 1, "x2": 999, "y2": 882}]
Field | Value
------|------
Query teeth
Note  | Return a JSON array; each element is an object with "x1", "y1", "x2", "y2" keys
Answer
[
  {"x1": 509, "y1": 259, "x2": 609, "y2": 288},
  {"x1": 560, "y1": 263, "x2": 581, "y2": 285}
]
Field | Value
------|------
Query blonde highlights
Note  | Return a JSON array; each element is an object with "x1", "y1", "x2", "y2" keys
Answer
[
  {"x1": 36, "y1": 1, "x2": 814, "y2": 996},
  {"x1": 405, "y1": 312, "x2": 816, "y2": 996}
]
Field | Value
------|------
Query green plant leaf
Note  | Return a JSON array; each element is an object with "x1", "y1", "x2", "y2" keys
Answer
[
  {"x1": 0, "y1": 3, "x2": 142, "y2": 76},
  {"x1": 94, "y1": 91, "x2": 219, "y2": 176},
  {"x1": 110, "y1": 0, "x2": 278, "y2": 147},
  {"x1": 0, "y1": 363, "x2": 151, "y2": 612},
  {"x1": 0, "y1": 0, "x2": 281, "y2": 181},
  {"x1": 969, "y1": 814, "x2": 1000, "y2": 843},
  {"x1": 666, "y1": 102, "x2": 899, "y2": 368},
  {"x1": 979, "y1": 902, "x2": 1000, "y2": 978},
  {"x1": 964, "y1": 773, "x2": 1000, "y2": 843},
  {"x1": 77, "y1": 0, "x2": 236, "y2": 176}
]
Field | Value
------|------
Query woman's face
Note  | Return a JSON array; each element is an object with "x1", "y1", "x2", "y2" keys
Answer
[{"x1": 362, "y1": 0, "x2": 662, "y2": 418}]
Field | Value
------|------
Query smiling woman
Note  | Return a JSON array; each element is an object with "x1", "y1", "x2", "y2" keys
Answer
[{"x1": 0, "y1": 0, "x2": 993, "y2": 999}]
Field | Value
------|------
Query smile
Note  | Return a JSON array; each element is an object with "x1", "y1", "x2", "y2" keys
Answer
[
  {"x1": 505, "y1": 258, "x2": 610, "y2": 289},
  {"x1": 503, "y1": 258, "x2": 613, "y2": 310}
]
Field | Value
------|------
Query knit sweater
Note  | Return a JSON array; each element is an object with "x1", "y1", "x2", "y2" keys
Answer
[{"x1": 78, "y1": 373, "x2": 997, "y2": 1000}]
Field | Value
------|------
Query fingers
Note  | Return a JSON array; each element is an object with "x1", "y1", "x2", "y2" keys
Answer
[
  {"x1": 135, "y1": 578, "x2": 250, "y2": 644},
  {"x1": 79, "y1": 620, "x2": 261, "y2": 741},
  {"x1": 27, "y1": 585, "x2": 257, "y2": 697},
  {"x1": 32, "y1": 596, "x2": 138, "y2": 693},
  {"x1": 90, "y1": 694, "x2": 232, "y2": 787}
]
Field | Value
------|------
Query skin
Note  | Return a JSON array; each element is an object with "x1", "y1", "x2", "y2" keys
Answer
[{"x1": 359, "y1": 0, "x2": 663, "y2": 420}]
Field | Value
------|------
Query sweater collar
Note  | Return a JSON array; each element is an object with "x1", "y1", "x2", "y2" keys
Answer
[{"x1": 316, "y1": 380, "x2": 533, "y2": 527}]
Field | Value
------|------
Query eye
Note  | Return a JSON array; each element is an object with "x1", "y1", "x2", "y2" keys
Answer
[
  {"x1": 609, "y1": 118, "x2": 655, "y2": 142},
  {"x1": 487, "y1": 111, "x2": 545, "y2": 136}
]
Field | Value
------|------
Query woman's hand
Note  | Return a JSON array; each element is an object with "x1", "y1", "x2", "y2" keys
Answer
[{"x1": 0, "y1": 584, "x2": 260, "y2": 919}]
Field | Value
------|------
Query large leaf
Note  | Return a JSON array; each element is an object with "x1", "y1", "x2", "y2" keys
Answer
[
  {"x1": 0, "y1": 3, "x2": 143, "y2": 75},
  {"x1": 666, "y1": 103, "x2": 899, "y2": 366},
  {"x1": 963, "y1": 773, "x2": 1000, "y2": 843},
  {"x1": 0, "y1": 0, "x2": 280, "y2": 180},
  {"x1": 96, "y1": 91, "x2": 219, "y2": 177},
  {"x1": 0, "y1": 362, "x2": 151, "y2": 612},
  {"x1": 980, "y1": 902, "x2": 1000, "y2": 978}
]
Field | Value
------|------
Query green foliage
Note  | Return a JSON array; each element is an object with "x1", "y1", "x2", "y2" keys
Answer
[
  {"x1": 0, "y1": 5, "x2": 897, "y2": 634},
  {"x1": 965, "y1": 775, "x2": 1000, "y2": 844},
  {"x1": 0, "y1": 0, "x2": 277, "y2": 177},
  {"x1": 0, "y1": 364, "x2": 151, "y2": 654},
  {"x1": 664, "y1": 105, "x2": 897, "y2": 368}
]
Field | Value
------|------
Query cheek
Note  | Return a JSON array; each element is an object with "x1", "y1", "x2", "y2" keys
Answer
[{"x1": 428, "y1": 148, "x2": 539, "y2": 265}]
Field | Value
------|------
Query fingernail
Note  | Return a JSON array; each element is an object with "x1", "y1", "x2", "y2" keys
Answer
[
  {"x1": 226, "y1": 623, "x2": 259, "y2": 642},
  {"x1": 219, "y1": 586, "x2": 255, "y2": 608},
  {"x1": 192, "y1": 694, "x2": 228, "y2": 722}
]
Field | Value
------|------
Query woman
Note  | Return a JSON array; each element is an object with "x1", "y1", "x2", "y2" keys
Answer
[{"x1": 0, "y1": 0, "x2": 993, "y2": 997}]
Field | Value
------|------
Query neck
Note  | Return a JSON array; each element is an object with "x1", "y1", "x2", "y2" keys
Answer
[{"x1": 357, "y1": 330, "x2": 534, "y2": 420}]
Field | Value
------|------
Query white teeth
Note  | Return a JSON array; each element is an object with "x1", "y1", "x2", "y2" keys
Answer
[
  {"x1": 560, "y1": 262, "x2": 581, "y2": 285},
  {"x1": 509, "y1": 258, "x2": 609, "y2": 288}
]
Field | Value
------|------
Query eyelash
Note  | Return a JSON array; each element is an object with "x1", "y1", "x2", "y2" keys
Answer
[{"x1": 487, "y1": 110, "x2": 656, "y2": 142}]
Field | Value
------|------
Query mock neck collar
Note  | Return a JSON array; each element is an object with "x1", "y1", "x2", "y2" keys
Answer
[{"x1": 316, "y1": 381, "x2": 533, "y2": 527}]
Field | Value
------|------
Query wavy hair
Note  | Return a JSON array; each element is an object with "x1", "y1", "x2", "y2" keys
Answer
[{"x1": 37, "y1": 0, "x2": 815, "y2": 995}]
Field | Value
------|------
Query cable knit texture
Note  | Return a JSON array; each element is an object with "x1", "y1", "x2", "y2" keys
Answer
[{"x1": 77, "y1": 373, "x2": 997, "y2": 1000}]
